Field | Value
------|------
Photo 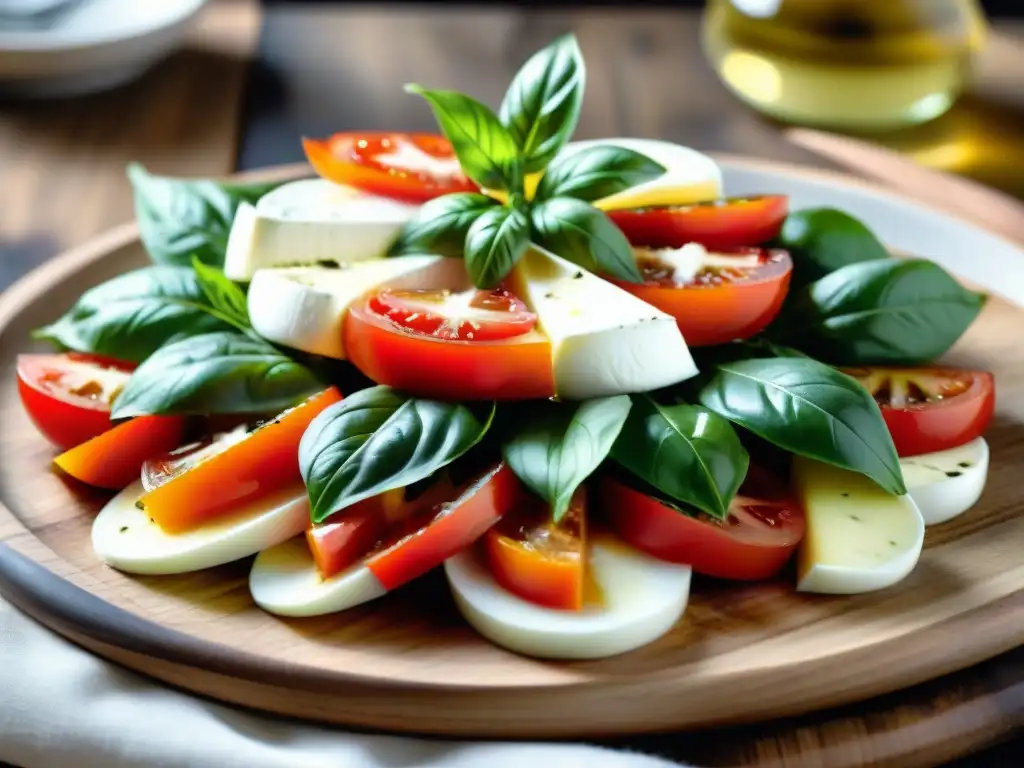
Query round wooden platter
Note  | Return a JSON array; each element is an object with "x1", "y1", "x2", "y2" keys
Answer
[{"x1": 1, "y1": 162, "x2": 1023, "y2": 753}]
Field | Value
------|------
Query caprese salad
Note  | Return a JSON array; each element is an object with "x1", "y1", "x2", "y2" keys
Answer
[{"x1": 19, "y1": 35, "x2": 994, "y2": 660}]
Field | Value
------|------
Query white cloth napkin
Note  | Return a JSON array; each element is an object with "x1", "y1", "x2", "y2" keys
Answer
[{"x1": 0, "y1": 596, "x2": 689, "y2": 768}]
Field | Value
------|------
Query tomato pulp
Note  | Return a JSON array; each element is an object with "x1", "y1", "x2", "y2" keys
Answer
[
  {"x1": 302, "y1": 131, "x2": 477, "y2": 203},
  {"x1": 368, "y1": 287, "x2": 538, "y2": 341},
  {"x1": 846, "y1": 367, "x2": 995, "y2": 457}
]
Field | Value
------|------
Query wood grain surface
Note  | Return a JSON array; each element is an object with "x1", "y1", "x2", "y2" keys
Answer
[{"x1": 1, "y1": 2, "x2": 1022, "y2": 766}]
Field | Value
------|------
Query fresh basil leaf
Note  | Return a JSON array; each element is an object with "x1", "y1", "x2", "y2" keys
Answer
[
  {"x1": 498, "y1": 33, "x2": 585, "y2": 173},
  {"x1": 191, "y1": 256, "x2": 251, "y2": 331},
  {"x1": 464, "y1": 206, "x2": 531, "y2": 289},
  {"x1": 779, "y1": 208, "x2": 890, "y2": 285},
  {"x1": 698, "y1": 358, "x2": 905, "y2": 495},
  {"x1": 32, "y1": 266, "x2": 234, "y2": 363},
  {"x1": 111, "y1": 331, "x2": 322, "y2": 418},
  {"x1": 299, "y1": 386, "x2": 494, "y2": 524},
  {"x1": 531, "y1": 197, "x2": 642, "y2": 282},
  {"x1": 387, "y1": 193, "x2": 497, "y2": 257},
  {"x1": 405, "y1": 85, "x2": 522, "y2": 192},
  {"x1": 534, "y1": 145, "x2": 665, "y2": 203},
  {"x1": 611, "y1": 395, "x2": 748, "y2": 520},
  {"x1": 129, "y1": 163, "x2": 279, "y2": 267},
  {"x1": 795, "y1": 258, "x2": 986, "y2": 364},
  {"x1": 503, "y1": 396, "x2": 632, "y2": 522}
]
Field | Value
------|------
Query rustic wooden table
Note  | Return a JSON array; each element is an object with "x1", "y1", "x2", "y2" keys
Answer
[{"x1": 0, "y1": 2, "x2": 1021, "y2": 766}]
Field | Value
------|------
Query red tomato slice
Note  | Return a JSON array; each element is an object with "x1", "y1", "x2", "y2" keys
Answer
[
  {"x1": 484, "y1": 488, "x2": 587, "y2": 611},
  {"x1": 845, "y1": 367, "x2": 995, "y2": 457},
  {"x1": 608, "y1": 195, "x2": 789, "y2": 250},
  {"x1": 302, "y1": 132, "x2": 477, "y2": 203},
  {"x1": 600, "y1": 467, "x2": 805, "y2": 581},
  {"x1": 344, "y1": 300, "x2": 554, "y2": 401},
  {"x1": 368, "y1": 287, "x2": 537, "y2": 341},
  {"x1": 611, "y1": 247, "x2": 792, "y2": 347},
  {"x1": 17, "y1": 353, "x2": 134, "y2": 450},
  {"x1": 136, "y1": 388, "x2": 342, "y2": 533}
]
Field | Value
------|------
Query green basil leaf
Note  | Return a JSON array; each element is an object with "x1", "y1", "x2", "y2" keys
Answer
[
  {"x1": 534, "y1": 145, "x2": 665, "y2": 203},
  {"x1": 610, "y1": 395, "x2": 748, "y2": 520},
  {"x1": 405, "y1": 85, "x2": 522, "y2": 192},
  {"x1": 191, "y1": 256, "x2": 251, "y2": 331},
  {"x1": 796, "y1": 258, "x2": 986, "y2": 364},
  {"x1": 531, "y1": 197, "x2": 642, "y2": 282},
  {"x1": 112, "y1": 331, "x2": 322, "y2": 418},
  {"x1": 32, "y1": 266, "x2": 234, "y2": 363},
  {"x1": 498, "y1": 33, "x2": 585, "y2": 173},
  {"x1": 698, "y1": 358, "x2": 905, "y2": 495},
  {"x1": 129, "y1": 163, "x2": 279, "y2": 267},
  {"x1": 779, "y1": 208, "x2": 890, "y2": 285},
  {"x1": 387, "y1": 193, "x2": 498, "y2": 257},
  {"x1": 464, "y1": 206, "x2": 531, "y2": 289},
  {"x1": 503, "y1": 396, "x2": 632, "y2": 522},
  {"x1": 299, "y1": 386, "x2": 494, "y2": 524}
]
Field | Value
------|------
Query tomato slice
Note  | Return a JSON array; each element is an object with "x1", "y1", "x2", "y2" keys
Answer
[
  {"x1": 608, "y1": 195, "x2": 789, "y2": 250},
  {"x1": 484, "y1": 488, "x2": 588, "y2": 611},
  {"x1": 845, "y1": 367, "x2": 995, "y2": 457},
  {"x1": 368, "y1": 287, "x2": 537, "y2": 341},
  {"x1": 53, "y1": 415, "x2": 186, "y2": 490},
  {"x1": 600, "y1": 467, "x2": 805, "y2": 581},
  {"x1": 302, "y1": 132, "x2": 477, "y2": 203},
  {"x1": 17, "y1": 353, "x2": 134, "y2": 450},
  {"x1": 344, "y1": 299, "x2": 554, "y2": 401},
  {"x1": 136, "y1": 388, "x2": 342, "y2": 533},
  {"x1": 610, "y1": 247, "x2": 792, "y2": 347}
]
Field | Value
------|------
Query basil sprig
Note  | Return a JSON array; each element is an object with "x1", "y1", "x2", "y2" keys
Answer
[
  {"x1": 396, "y1": 34, "x2": 665, "y2": 288},
  {"x1": 299, "y1": 386, "x2": 494, "y2": 524},
  {"x1": 777, "y1": 207, "x2": 890, "y2": 287},
  {"x1": 191, "y1": 256, "x2": 252, "y2": 332}
]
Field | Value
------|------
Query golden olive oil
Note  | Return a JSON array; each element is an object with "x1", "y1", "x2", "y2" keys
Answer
[{"x1": 702, "y1": 0, "x2": 988, "y2": 131}]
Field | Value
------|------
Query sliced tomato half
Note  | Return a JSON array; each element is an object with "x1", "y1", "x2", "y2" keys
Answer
[
  {"x1": 302, "y1": 131, "x2": 477, "y2": 203},
  {"x1": 600, "y1": 467, "x2": 805, "y2": 581},
  {"x1": 368, "y1": 287, "x2": 538, "y2": 341},
  {"x1": 610, "y1": 247, "x2": 792, "y2": 347},
  {"x1": 845, "y1": 367, "x2": 995, "y2": 457},
  {"x1": 344, "y1": 299, "x2": 554, "y2": 401},
  {"x1": 136, "y1": 388, "x2": 342, "y2": 533},
  {"x1": 17, "y1": 353, "x2": 134, "y2": 450},
  {"x1": 484, "y1": 488, "x2": 588, "y2": 611},
  {"x1": 608, "y1": 195, "x2": 788, "y2": 250}
]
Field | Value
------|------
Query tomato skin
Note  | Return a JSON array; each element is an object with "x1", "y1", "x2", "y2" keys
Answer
[
  {"x1": 611, "y1": 249, "x2": 792, "y2": 347},
  {"x1": 369, "y1": 287, "x2": 538, "y2": 341},
  {"x1": 599, "y1": 470, "x2": 805, "y2": 581},
  {"x1": 53, "y1": 416, "x2": 186, "y2": 490},
  {"x1": 137, "y1": 388, "x2": 342, "y2": 533},
  {"x1": 302, "y1": 132, "x2": 477, "y2": 203},
  {"x1": 17, "y1": 353, "x2": 134, "y2": 450},
  {"x1": 307, "y1": 503, "x2": 387, "y2": 581},
  {"x1": 608, "y1": 195, "x2": 789, "y2": 250},
  {"x1": 344, "y1": 301, "x2": 554, "y2": 401}
]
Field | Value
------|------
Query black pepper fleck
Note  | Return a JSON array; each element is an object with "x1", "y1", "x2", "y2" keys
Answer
[
  {"x1": 119, "y1": 526, "x2": 129, "y2": 534},
  {"x1": 958, "y1": 461, "x2": 972, "y2": 468},
  {"x1": 889, "y1": 540, "x2": 898, "y2": 547},
  {"x1": 840, "y1": 492, "x2": 850, "y2": 498},
  {"x1": 573, "y1": 271, "x2": 584, "y2": 279},
  {"x1": 544, "y1": 292, "x2": 555, "y2": 299},
  {"x1": 849, "y1": 514, "x2": 861, "y2": 521},
  {"x1": 945, "y1": 471, "x2": 963, "y2": 478}
]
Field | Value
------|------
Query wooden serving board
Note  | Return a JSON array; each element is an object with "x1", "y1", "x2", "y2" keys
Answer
[{"x1": 0, "y1": 172, "x2": 1022, "y2": 744}]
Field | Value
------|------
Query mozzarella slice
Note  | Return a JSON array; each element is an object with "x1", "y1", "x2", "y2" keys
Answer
[
  {"x1": 563, "y1": 138, "x2": 723, "y2": 210},
  {"x1": 508, "y1": 248, "x2": 698, "y2": 399},
  {"x1": 900, "y1": 438, "x2": 989, "y2": 526},
  {"x1": 445, "y1": 536, "x2": 692, "y2": 660},
  {"x1": 224, "y1": 180, "x2": 418, "y2": 280},
  {"x1": 634, "y1": 242, "x2": 763, "y2": 284},
  {"x1": 249, "y1": 536, "x2": 386, "y2": 617},
  {"x1": 793, "y1": 458, "x2": 925, "y2": 595},
  {"x1": 247, "y1": 256, "x2": 466, "y2": 359},
  {"x1": 92, "y1": 480, "x2": 309, "y2": 575}
]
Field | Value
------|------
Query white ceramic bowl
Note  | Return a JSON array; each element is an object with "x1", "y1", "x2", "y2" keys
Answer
[{"x1": 0, "y1": 0, "x2": 209, "y2": 97}]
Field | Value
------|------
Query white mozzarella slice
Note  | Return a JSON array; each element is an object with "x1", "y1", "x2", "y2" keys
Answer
[
  {"x1": 246, "y1": 256, "x2": 466, "y2": 359},
  {"x1": 564, "y1": 138, "x2": 723, "y2": 210},
  {"x1": 900, "y1": 438, "x2": 989, "y2": 526},
  {"x1": 444, "y1": 536, "x2": 692, "y2": 660},
  {"x1": 223, "y1": 180, "x2": 418, "y2": 280},
  {"x1": 634, "y1": 242, "x2": 763, "y2": 284},
  {"x1": 249, "y1": 536, "x2": 386, "y2": 617},
  {"x1": 92, "y1": 480, "x2": 309, "y2": 575},
  {"x1": 509, "y1": 247, "x2": 698, "y2": 399},
  {"x1": 793, "y1": 458, "x2": 925, "y2": 595}
]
